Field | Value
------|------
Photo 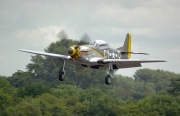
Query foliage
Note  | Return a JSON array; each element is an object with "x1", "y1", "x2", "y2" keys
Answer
[
  {"x1": 168, "y1": 77, "x2": 180, "y2": 96},
  {"x1": 1, "y1": 79, "x2": 180, "y2": 115},
  {"x1": 17, "y1": 84, "x2": 51, "y2": 98},
  {"x1": 132, "y1": 69, "x2": 178, "y2": 100},
  {"x1": 117, "y1": 94, "x2": 180, "y2": 116},
  {"x1": 0, "y1": 77, "x2": 17, "y2": 115},
  {"x1": 112, "y1": 75, "x2": 135, "y2": 100},
  {"x1": 8, "y1": 70, "x2": 36, "y2": 87}
]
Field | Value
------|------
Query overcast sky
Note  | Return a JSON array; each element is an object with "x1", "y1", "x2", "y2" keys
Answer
[{"x1": 0, "y1": 0, "x2": 180, "y2": 77}]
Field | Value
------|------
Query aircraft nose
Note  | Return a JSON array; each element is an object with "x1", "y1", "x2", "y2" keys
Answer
[
  {"x1": 68, "y1": 48, "x2": 73, "y2": 54},
  {"x1": 68, "y1": 47, "x2": 76, "y2": 56},
  {"x1": 68, "y1": 46, "x2": 81, "y2": 60}
]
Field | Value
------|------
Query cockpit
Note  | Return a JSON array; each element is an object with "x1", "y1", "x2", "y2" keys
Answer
[{"x1": 89, "y1": 40, "x2": 109, "y2": 49}]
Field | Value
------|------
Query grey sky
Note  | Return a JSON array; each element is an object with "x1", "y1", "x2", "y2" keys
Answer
[{"x1": 0, "y1": 0, "x2": 179, "y2": 77}]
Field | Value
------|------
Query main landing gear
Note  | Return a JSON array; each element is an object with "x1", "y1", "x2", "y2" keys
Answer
[
  {"x1": 59, "y1": 60, "x2": 66, "y2": 81},
  {"x1": 105, "y1": 63, "x2": 114, "y2": 85},
  {"x1": 58, "y1": 60, "x2": 114, "y2": 85}
]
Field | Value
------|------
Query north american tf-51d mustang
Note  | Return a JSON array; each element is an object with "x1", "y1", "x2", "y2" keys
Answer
[{"x1": 19, "y1": 33, "x2": 166, "y2": 85}]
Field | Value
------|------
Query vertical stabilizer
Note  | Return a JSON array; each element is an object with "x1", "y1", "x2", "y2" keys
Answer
[{"x1": 117, "y1": 33, "x2": 132, "y2": 59}]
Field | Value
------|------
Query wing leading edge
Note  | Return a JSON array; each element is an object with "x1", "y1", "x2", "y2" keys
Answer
[{"x1": 19, "y1": 49, "x2": 71, "y2": 60}]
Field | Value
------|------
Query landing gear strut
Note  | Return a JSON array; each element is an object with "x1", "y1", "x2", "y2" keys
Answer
[
  {"x1": 59, "y1": 60, "x2": 66, "y2": 81},
  {"x1": 105, "y1": 63, "x2": 114, "y2": 85}
]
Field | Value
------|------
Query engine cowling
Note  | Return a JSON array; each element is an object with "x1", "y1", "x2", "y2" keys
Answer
[{"x1": 68, "y1": 46, "x2": 81, "y2": 60}]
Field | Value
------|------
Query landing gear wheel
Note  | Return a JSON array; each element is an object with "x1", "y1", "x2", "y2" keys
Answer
[
  {"x1": 59, "y1": 71, "x2": 65, "y2": 81},
  {"x1": 105, "y1": 75, "x2": 111, "y2": 85}
]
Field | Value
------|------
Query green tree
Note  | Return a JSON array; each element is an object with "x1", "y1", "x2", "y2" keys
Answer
[
  {"x1": 133, "y1": 69, "x2": 178, "y2": 99},
  {"x1": 0, "y1": 77, "x2": 16, "y2": 115},
  {"x1": 8, "y1": 70, "x2": 37, "y2": 88},
  {"x1": 4, "y1": 100, "x2": 42, "y2": 116},
  {"x1": 117, "y1": 94, "x2": 180, "y2": 116},
  {"x1": 17, "y1": 84, "x2": 51, "y2": 98},
  {"x1": 112, "y1": 75, "x2": 135, "y2": 100},
  {"x1": 34, "y1": 93, "x2": 72, "y2": 116},
  {"x1": 168, "y1": 77, "x2": 180, "y2": 96}
]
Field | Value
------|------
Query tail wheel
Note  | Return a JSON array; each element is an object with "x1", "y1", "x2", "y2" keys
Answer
[
  {"x1": 59, "y1": 71, "x2": 65, "y2": 81},
  {"x1": 105, "y1": 75, "x2": 111, "y2": 85}
]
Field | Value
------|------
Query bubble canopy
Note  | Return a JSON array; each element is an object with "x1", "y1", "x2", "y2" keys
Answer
[{"x1": 89, "y1": 40, "x2": 109, "y2": 47}]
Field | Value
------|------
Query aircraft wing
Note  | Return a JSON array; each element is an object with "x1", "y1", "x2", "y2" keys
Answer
[
  {"x1": 99, "y1": 59, "x2": 166, "y2": 63},
  {"x1": 90, "y1": 58, "x2": 166, "y2": 69},
  {"x1": 19, "y1": 49, "x2": 71, "y2": 60}
]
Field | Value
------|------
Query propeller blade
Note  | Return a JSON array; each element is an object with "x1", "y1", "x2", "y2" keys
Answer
[
  {"x1": 56, "y1": 30, "x2": 70, "y2": 48},
  {"x1": 56, "y1": 30, "x2": 68, "y2": 40},
  {"x1": 57, "y1": 31, "x2": 91, "y2": 48},
  {"x1": 78, "y1": 33, "x2": 91, "y2": 45}
]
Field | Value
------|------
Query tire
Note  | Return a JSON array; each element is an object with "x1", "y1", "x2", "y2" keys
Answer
[
  {"x1": 59, "y1": 71, "x2": 65, "y2": 81},
  {"x1": 105, "y1": 75, "x2": 111, "y2": 85}
]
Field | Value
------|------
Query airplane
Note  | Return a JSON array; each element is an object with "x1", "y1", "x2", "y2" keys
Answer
[{"x1": 19, "y1": 33, "x2": 166, "y2": 85}]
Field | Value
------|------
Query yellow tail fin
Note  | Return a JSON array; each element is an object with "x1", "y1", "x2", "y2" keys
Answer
[
  {"x1": 127, "y1": 34, "x2": 132, "y2": 59},
  {"x1": 116, "y1": 33, "x2": 132, "y2": 59}
]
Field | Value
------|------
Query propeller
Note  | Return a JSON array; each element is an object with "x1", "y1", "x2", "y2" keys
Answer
[
  {"x1": 56, "y1": 30, "x2": 68, "y2": 40},
  {"x1": 68, "y1": 33, "x2": 91, "y2": 60},
  {"x1": 78, "y1": 33, "x2": 91, "y2": 45},
  {"x1": 56, "y1": 30, "x2": 92, "y2": 60},
  {"x1": 67, "y1": 33, "x2": 92, "y2": 60},
  {"x1": 56, "y1": 30, "x2": 70, "y2": 48}
]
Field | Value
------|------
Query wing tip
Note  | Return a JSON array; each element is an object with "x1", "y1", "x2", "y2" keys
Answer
[
  {"x1": 18, "y1": 49, "x2": 24, "y2": 52},
  {"x1": 153, "y1": 59, "x2": 167, "y2": 62}
]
